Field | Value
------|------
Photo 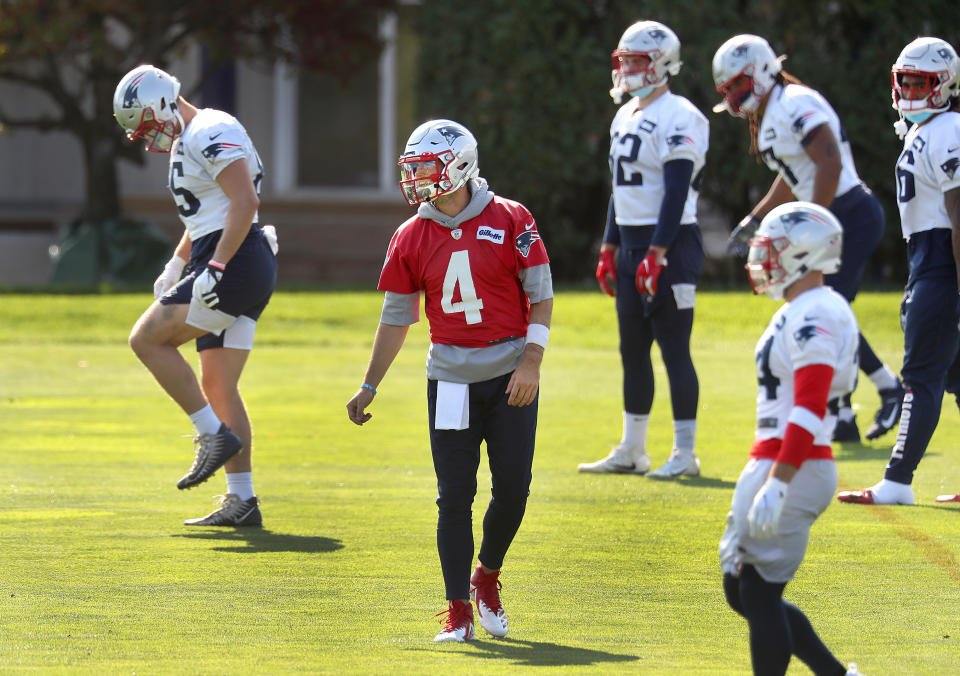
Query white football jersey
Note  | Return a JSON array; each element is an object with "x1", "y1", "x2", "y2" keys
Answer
[
  {"x1": 754, "y1": 286, "x2": 858, "y2": 445},
  {"x1": 757, "y1": 84, "x2": 861, "y2": 202},
  {"x1": 609, "y1": 91, "x2": 709, "y2": 226},
  {"x1": 894, "y1": 111, "x2": 960, "y2": 239},
  {"x1": 168, "y1": 109, "x2": 264, "y2": 241}
]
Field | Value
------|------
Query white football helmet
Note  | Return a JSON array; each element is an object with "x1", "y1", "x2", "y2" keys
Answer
[
  {"x1": 398, "y1": 119, "x2": 479, "y2": 206},
  {"x1": 746, "y1": 201, "x2": 842, "y2": 299},
  {"x1": 891, "y1": 37, "x2": 960, "y2": 118},
  {"x1": 113, "y1": 65, "x2": 183, "y2": 153},
  {"x1": 712, "y1": 34, "x2": 783, "y2": 117},
  {"x1": 610, "y1": 21, "x2": 682, "y2": 104}
]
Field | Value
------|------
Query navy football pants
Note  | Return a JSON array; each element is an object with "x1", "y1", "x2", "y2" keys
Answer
[{"x1": 427, "y1": 373, "x2": 537, "y2": 600}]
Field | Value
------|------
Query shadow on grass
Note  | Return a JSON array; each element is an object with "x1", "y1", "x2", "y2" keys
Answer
[
  {"x1": 172, "y1": 529, "x2": 344, "y2": 554},
  {"x1": 832, "y1": 441, "x2": 894, "y2": 461},
  {"x1": 408, "y1": 637, "x2": 638, "y2": 667},
  {"x1": 646, "y1": 475, "x2": 736, "y2": 490}
]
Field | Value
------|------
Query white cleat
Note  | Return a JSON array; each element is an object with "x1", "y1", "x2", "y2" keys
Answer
[
  {"x1": 469, "y1": 566, "x2": 508, "y2": 637},
  {"x1": 647, "y1": 449, "x2": 700, "y2": 478},
  {"x1": 578, "y1": 445, "x2": 650, "y2": 475},
  {"x1": 433, "y1": 601, "x2": 475, "y2": 642},
  {"x1": 837, "y1": 479, "x2": 914, "y2": 505},
  {"x1": 846, "y1": 662, "x2": 864, "y2": 676}
]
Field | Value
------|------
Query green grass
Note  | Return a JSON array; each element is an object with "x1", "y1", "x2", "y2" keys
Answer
[{"x1": 1, "y1": 290, "x2": 958, "y2": 674}]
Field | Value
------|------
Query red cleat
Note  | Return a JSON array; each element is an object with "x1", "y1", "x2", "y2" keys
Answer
[
  {"x1": 935, "y1": 493, "x2": 960, "y2": 503},
  {"x1": 837, "y1": 489, "x2": 879, "y2": 504}
]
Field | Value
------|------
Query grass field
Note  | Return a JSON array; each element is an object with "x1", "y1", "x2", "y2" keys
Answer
[{"x1": 1, "y1": 289, "x2": 958, "y2": 674}]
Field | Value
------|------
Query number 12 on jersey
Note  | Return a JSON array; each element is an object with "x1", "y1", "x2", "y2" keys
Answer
[{"x1": 442, "y1": 250, "x2": 484, "y2": 324}]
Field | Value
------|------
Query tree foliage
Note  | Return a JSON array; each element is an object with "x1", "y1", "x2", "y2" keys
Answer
[
  {"x1": 0, "y1": 0, "x2": 394, "y2": 222},
  {"x1": 417, "y1": 0, "x2": 960, "y2": 283}
]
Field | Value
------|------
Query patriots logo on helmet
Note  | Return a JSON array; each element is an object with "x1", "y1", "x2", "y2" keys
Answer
[
  {"x1": 122, "y1": 72, "x2": 146, "y2": 109},
  {"x1": 780, "y1": 210, "x2": 829, "y2": 227},
  {"x1": 793, "y1": 324, "x2": 830, "y2": 346},
  {"x1": 941, "y1": 157, "x2": 960, "y2": 179},
  {"x1": 647, "y1": 29, "x2": 668, "y2": 43},
  {"x1": 202, "y1": 141, "x2": 240, "y2": 160},
  {"x1": 437, "y1": 126, "x2": 465, "y2": 146},
  {"x1": 937, "y1": 48, "x2": 954, "y2": 62},
  {"x1": 667, "y1": 134, "x2": 694, "y2": 148},
  {"x1": 732, "y1": 45, "x2": 750, "y2": 58},
  {"x1": 515, "y1": 230, "x2": 541, "y2": 258}
]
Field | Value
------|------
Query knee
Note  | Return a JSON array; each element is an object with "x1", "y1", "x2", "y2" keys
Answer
[
  {"x1": 436, "y1": 481, "x2": 477, "y2": 516},
  {"x1": 723, "y1": 573, "x2": 745, "y2": 617}
]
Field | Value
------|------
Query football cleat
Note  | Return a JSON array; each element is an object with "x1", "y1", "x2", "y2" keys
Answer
[
  {"x1": 935, "y1": 493, "x2": 960, "y2": 503},
  {"x1": 837, "y1": 479, "x2": 915, "y2": 505},
  {"x1": 184, "y1": 494, "x2": 262, "y2": 527},
  {"x1": 832, "y1": 416, "x2": 861, "y2": 443},
  {"x1": 578, "y1": 445, "x2": 650, "y2": 474},
  {"x1": 433, "y1": 600, "x2": 475, "y2": 642},
  {"x1": 469, "y1": 566, "x2": 508, "y2": 638},
  {"x1": 846, "y1": 662, "x2": 864, "y2": 676},
  {"x1": 647, "y1": 449, "x2": 700, "y2": 478},
  {"x1": 177, "y1": 423, "x2": 243, "y2": 490},
  {"x1": 865, "y1": 383, "x2": 905, "y2": 440}
]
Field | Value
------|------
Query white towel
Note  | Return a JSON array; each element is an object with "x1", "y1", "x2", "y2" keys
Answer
[{"x1": 435, "y1": 381, "x2": 470, "y2": 430}]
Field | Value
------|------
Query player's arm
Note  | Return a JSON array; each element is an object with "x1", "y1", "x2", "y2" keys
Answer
[
  {"x1": 347, "y1": 322, "x2": 410, "y2": 425},
  {"x1": 506, "y1": 298, "x2": 552, "y2": 407},
  {"x1": 751, "y1": 175, "x2": 797, "y2": 219},
  {"x1": 947, "y1": 186, "x2": 960, "y2": 288},
  {"x1": 211, "y1": 157, "x2": 260, "y2": 265},
  {"x1": 802, "y1": 124, "x2": 842, "y2": 208}
]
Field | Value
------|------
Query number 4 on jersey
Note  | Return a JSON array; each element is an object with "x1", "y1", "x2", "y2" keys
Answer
[{"x1": 442, "y1": 250, "x2": 484, "y2": 324}]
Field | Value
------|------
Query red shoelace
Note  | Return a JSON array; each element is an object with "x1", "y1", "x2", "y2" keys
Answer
[
  {"x1": 434, "y1": 601, "x2": 473, "y2": 631},
  {"x1": 471, "y1": 572, "x2": 503, "y2": 613}
]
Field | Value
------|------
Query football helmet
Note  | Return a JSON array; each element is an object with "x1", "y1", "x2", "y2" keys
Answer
[
  {"x1": 113, "y1": 65, "x2": 183, "y2": 153},
  {"x1": 712, "y1": 34, "x2": 783, "y2": 117},
  {"x1": 398, "y1": 119, "x2": 479, "y2": 206},
  {"x1": 891, "y1": 37, "x2": 960, "y2": 118},
  {"x1": 610, "y1": 21, "x2": 682, "y2": 103},
  {"x1": 746, "y1": 201, "x2": 842, "y2": 299}
]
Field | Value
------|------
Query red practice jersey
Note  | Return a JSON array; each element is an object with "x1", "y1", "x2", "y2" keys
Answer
[{"x1": 379, "y1": 196, "x2": 549, "y2": 348}]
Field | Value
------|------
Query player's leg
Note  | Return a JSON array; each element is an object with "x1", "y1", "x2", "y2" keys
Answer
[
  {"x1": 579, "y1": 248, "x2": 653, "y2": 474},
  {"x1": 471, "y1": 373, "x2": 538, "y2": 638},
  {"x1": 427, "y1": 379, "x2": 482, "y2": 642}
]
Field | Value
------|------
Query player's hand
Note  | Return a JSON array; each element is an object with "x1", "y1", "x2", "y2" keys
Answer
[
  {"x1": 727, "y1": 214, "x2": 761, "y2": 257},
  {"x1": 506, "y1": 350, "x2": 541, "y2": 407},
  {"x1": 595, "y1": 249, "x2": 617, "y2": 297},
  {"x1": 262, "y1": 224, "x2": 279, "y2": 255},
  {"x1": 347, "y1": 387, "x2": 375, "y2": 425},
  {"x1": 635, "y1": 251, "x2": 666, "y2": 296},
  {"x1": 747, "y1": 476, "x2": 789, "y2": 539},
  {"x1": 153, "y1": 256, "x2": 186, "y2": 299},
  {"x1": 192, "y1": 261, "x2": 226, "y2": 309}
]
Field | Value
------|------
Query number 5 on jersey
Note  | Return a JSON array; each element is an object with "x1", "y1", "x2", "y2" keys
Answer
[{"x1": 442, "y1": 250, "x2": 484, "y2": 324}]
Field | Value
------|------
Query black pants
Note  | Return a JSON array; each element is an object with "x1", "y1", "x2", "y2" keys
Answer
[{"x1": 427, "y1": 373, "x2": 537, "y2": 600}]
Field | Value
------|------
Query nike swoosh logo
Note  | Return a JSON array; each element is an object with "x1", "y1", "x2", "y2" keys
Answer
[
  {"x1": 949, "y1": 146, "x2": 959, "y2": 153},
  {"x1": 803, "y1": 315, "x2": 818, "y2": 321},
  {"x1": 209, "y1": 132, "x2": 223, "y2": 140},
  {"x1": 524, "y1": 222, "x2": 535, "y2": 230},
  {"x1": 877, "y1": 403, "x2": 900, "y2": 430}
]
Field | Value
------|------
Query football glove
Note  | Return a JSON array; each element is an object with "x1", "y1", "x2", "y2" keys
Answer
[
  {"x1": 726, "y1": 214, "x2": 761, "y2": 257},
  {"x1": 595, "y1": 249, "x2": 617, "y2": 297},
  {"x1": 262, "y1": 224, "x2": 279, "y2": 255},
  {"x1": 747, "y1": 476, "x2": 789, "y2": 539},
  {"x1": 635, "y1": 251, "x2": 666, "y2": 296},
  {"x1": 192, "y1": 260, "x2": 226, "y2": 309},
  {"x1": 153, "y1": 255, "x2": 187, "y2": 299}
]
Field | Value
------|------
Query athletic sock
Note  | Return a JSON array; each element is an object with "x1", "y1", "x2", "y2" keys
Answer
[
  {"x1": 868, "y1": 366, "x2": 899, "y2": 392},
  {"x1": 226, "y1": 472, "x2": 255, "y2": 500},
  {"x1": 189, "y1": 404, "x2": 221, "y2": 437},
  {"x1": 673, "y1": 419, "x2": 697, "y2": 455},
  {"x1": 621, "y1": 412, "x2": 649, "y2": 451}
]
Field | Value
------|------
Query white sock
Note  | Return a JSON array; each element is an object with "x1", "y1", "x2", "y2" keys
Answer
[
  {"x1": 868, "y1": 366, "x2": 899, "y2": 392},
  {"x1": 621, "y1": 412, "x2": 649, "y2": 451},
  {"x1": 838, "y1": 407, "x2": 855, "y2": 423},
  {"x1": 189, "y1": 404, "x2": 221, "y2": 436},
  {"x1": 673, "y1": 419, "x2": 697, "y2": 455},
  {"x1": 226, "y1": 472, "x2": 255, "y2": 500}
]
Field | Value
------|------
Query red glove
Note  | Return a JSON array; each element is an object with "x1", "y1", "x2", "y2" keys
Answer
[
  {"x1": 635, "y1": 251, "x2": 666, "y2": 295},
  {"x1": 595, "y1": 249, "x2": 617, "y2": 297}
]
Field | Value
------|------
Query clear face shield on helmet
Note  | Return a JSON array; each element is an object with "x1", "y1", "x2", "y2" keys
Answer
[
  {"x1": 611, "y1": 50, "x2": 662, "y2": 96},
  {"x1": 398, "y1": 151, "x2": 454, "y2": 206},
  {"x1": 126, "y1": 106, "x2": 181, "y2": 153},
  {"x1": 891, "y1": 69, "x2": 943, "y2": 113},
  {"x1": 745, "y1": 235, "x2": 790, "y2": 296}
]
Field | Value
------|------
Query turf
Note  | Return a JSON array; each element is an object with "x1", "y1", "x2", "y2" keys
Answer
[{"x1": 0, "y1": 290, "x2": 958, "y2": 674}]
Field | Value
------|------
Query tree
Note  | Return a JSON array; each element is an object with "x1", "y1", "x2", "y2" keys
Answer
[{"x1": 0, "y1": 0, "x2": 395, "y2": 224}]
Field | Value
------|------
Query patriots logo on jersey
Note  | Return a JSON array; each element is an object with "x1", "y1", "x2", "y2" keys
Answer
[
  {"x1": 941, "y1": 157, "x2": 960, "y2": 179},
  {"x1": 793, "y1": 324, "x2": 830, "y2": 346},
  {"x1": 792, "y1": 111, "x2": 816, "y2": 134},
  {"x1": 515, "y1": 230, "x2": 541, "y2": 258},
  {"x1": 202, "y1": 142, "x2": 240, "y2": 160},
  {"x1": 667, "y1": 134, "x2": 694, "y2": 148},
  {"x1": 437, "y1": 126, "x2": 465, "y2": 146}
]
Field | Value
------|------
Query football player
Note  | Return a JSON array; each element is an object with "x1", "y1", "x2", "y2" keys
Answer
[
  {"x1": 114, "y1": 65, "x2": 278, "y2": 526},
  {"x1": 579, "y1": 20, "x2": 709, "y2": 478},
  {"x1": 346, "y1": 120, "x2": 553, "y2": 642},
  {"x1": 712, "y1": 34, "x2": 904, "y2": 443},
  {"x1": 838, "y1": 37, "x2": 960, "y2": 506},
  {"x1": 720, "y1": 202, "x2": 862, "y2": 676}
]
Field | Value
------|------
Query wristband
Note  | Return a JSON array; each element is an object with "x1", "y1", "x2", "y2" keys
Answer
[
  {"x1": 208, "y1": 259, "x2": 226, "y2": 271},
  {"x1": 525, "y1": 323, "x2": 550, "y2": 349},
  {"x1": 361, "y1": 383, "x2": 377, "y2": 395}
]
